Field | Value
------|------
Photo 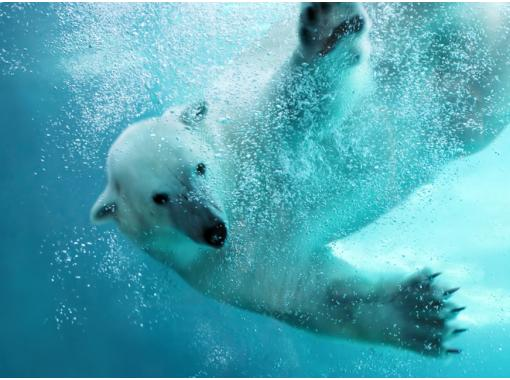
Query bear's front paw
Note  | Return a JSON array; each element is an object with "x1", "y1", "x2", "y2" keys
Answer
[{"x1": 388, "y1": 269, "x2": 467, "y2": 356}]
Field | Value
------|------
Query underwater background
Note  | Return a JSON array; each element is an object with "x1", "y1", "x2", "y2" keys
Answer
[{"x1": 1, "y1": 2, "x2": 509, "y2": 377}]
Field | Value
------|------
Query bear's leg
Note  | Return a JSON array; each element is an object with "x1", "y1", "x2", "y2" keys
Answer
[
  {"x1": 296, "y1": 3, "x2": 370, "y2": 63},
  {"x1": 267, "y1": 2, "x2": 372, "y2": 139},
  {"x1": 429, "y1": 12, "x2": 510, "y2": 158},
  {"x1": 326, "y1": 269, "x2": 466, "y2": 356}
]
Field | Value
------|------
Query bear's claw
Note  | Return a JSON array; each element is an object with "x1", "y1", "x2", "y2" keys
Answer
[
  {"x1": 451, "y1": 306, "x2": 466, "y2": 313},
  {"x1": 443, "y1": 287, "x2": 460, "y2": 297}
]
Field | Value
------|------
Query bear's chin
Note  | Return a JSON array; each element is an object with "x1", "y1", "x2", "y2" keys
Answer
[{"x1": 135, "y1": 228, "x2": 212, "y2": 272}]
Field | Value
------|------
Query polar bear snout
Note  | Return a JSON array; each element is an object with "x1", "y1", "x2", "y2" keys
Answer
[
  {"x1": 187, "y1": 209, "x2": 228, "y2": 249},
  {"x1": 203, "y1": 221, "x2": 227, "y2": 248},
  {"x1": 170, "y1": 194, "x2": 228, "y2": 249}
]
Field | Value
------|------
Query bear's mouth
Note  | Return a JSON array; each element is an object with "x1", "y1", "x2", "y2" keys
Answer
[{"x1": 202, "y1": 221, "x2": 227, "y2": 248}]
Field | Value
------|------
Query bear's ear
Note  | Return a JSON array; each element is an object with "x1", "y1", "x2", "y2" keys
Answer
[
  {"x1": 90, "y1": 188, "x2": 117, "y2": 224},
  {"x1": 180, "y1": 100, "x2": 208, "y2": 127}
]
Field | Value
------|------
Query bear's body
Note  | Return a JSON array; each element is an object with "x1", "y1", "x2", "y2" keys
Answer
[{"x1": 92, "y1": 3, "x2": 509, "y2": 355}]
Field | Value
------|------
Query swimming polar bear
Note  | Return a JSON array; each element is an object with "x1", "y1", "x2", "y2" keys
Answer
[{"x1": 91, "y1": 3, "x2": 509, "y2": 356}]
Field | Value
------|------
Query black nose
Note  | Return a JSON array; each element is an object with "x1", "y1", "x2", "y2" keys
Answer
[{"x1": 203, "y1": 222, "x2": 227, "y2": 248}]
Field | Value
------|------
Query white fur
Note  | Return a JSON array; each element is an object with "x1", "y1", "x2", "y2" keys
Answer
[{"x1": 92, "y1": 3, "x2": 510, "y2": 356}]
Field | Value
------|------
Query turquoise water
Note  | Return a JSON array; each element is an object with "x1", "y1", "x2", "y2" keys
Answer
[{"x1": 1, "y1": 3, "x2": 509, "y2": 377}]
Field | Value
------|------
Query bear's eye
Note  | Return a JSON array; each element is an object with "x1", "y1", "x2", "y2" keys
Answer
[
  {"x1": 196, "y1": 162, "x2": 206, "y2": 176},
  {"x1": 152, "y1": 193, "x2": 170, "y2": 205}
]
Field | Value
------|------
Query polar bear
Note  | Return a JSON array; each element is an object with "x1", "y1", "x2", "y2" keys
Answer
[{"x1": 91, "y1": 3, "x2": 509, "y2": 356}]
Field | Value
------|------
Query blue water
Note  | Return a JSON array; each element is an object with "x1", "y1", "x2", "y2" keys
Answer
[{"x1": 1, "y1": 3, "x2": 510, "y2": 377}]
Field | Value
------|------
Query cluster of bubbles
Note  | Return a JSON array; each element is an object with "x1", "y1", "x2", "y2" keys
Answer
[
  {"x1": 33, "y1": 3, "x2": 287, "y2": 332},
  {"x1": 48, "y1": 3, "x2": 292, "y2": 167},
  {"x1": 45, "y1": 224, "x2": 182, "y2": 331}
]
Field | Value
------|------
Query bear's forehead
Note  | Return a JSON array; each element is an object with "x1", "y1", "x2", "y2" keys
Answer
[
  {"x1": 107, "y1": 117, "x2": 207, "y2": 183},
  {"x1": 109, "y1": 142, "x2": 195, "y2": 175},
  {"x1": 112, "y1": 118, "x2": 199, "y2": 157},
  {"x1": 107, "y1": 151, "x2": 191, "y2": 196}
]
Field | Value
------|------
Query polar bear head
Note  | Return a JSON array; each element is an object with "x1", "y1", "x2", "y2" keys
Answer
[{"x1": 91, "y1": 102, "x2": 227, "y2": 266}]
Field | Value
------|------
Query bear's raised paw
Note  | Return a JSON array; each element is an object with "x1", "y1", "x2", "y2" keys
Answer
[{"x1": 299, "y1": 3, "x2": 368, "y2": 58}]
